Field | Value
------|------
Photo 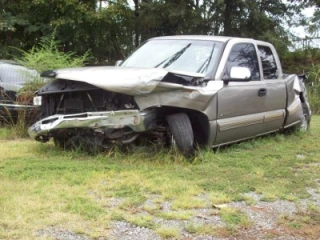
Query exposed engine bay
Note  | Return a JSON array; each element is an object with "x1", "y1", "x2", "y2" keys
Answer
[
  {"x1": 38, "y1": 79, "x2": 139, "y2": 116},
  {"x1": 34, "y1": 78, "x2": 175, "y2": 153}
]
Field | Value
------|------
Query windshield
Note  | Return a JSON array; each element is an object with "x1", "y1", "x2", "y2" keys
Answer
[{"x1": 122, "y1": 39, "x2": 223, "y2": 75}]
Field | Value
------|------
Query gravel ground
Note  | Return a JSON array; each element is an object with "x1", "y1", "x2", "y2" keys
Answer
[
  {"x1": 36, "y1": 228, "x2": 90, "y2": 240},
  {"x1": 110, "y1": 221, "x2": 161, "y2": 240},
  {"x1": 35, "y1": 182, "x2": 320, "y2": 240}
]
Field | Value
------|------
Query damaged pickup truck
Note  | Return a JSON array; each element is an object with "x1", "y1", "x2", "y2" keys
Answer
[{"x1": 28, "y1": 36, "x2": 311, "y2": 156}]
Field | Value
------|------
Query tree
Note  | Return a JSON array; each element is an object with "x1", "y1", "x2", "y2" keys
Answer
[{"x1": 0, "y1": 0, "x2": 318, "y2": 63}]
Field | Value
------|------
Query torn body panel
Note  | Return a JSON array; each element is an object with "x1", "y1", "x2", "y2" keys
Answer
[{"x1": 284, "y1": 75, "x2": 307, "y2": 128}]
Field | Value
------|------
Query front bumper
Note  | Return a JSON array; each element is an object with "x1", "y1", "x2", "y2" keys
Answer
[{"x1": 28, "y1": 110, "x2": 154, "y2": 142}]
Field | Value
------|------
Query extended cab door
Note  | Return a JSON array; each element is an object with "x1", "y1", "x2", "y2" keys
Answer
[
  {"x1": 256, "y1": 43, "x2": 286, "y2": 132},
  {"x1": 214, "y1": 41, "x2": 286, "y2": 145}
]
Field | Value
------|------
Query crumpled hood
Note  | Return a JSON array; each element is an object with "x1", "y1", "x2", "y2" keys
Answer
[{"x1": 42, "y1": 66, "x2": 204, "y2": 95}]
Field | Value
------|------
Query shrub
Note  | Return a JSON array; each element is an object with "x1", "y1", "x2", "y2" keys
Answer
[{"x1": 307, "y1": 63, "x2": 320, "y2": 114}]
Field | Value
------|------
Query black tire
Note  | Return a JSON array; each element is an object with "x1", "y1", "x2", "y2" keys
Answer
[
  {"x1": 64, "y1": 135, "x2": 103, "y2": 154},
  {"x1": 166, "y1": 113, "x2": 195, "y2": 156},
  {"x1": 299, "y1": 102, "x2": 310, "y2": 132},
  {"x1": 53, "y1": 137, "x2": 68, "y2": 149}
]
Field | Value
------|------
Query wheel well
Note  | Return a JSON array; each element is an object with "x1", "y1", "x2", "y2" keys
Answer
[
  {"x1": 299, "y1": 92, "x2": 305, "y2": 103},
  {"x1": 154, "y1": 106, "x2": 210, "y2": 146}
]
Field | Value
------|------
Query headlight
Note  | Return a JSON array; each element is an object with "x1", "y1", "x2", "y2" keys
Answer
[{"x1": 33, "y1": 96, "x2": 42, "y2": 106}]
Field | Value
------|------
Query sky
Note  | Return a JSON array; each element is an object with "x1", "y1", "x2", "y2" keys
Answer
[{"x1": 292, "y1": 6, "x2": 316, "y2": 38}]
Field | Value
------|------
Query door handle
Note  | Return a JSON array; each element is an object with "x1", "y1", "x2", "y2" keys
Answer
[{"x1": 258, "y1": 88, "x2": 267, "y2": 97}]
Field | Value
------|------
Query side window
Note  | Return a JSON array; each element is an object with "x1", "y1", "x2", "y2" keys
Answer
[
  {"x1": 223, "y1": 43, "x2": 260, "y2": 80},
  {"x1": 258, "y1": 45, "x2": 278, "y2": 79}
]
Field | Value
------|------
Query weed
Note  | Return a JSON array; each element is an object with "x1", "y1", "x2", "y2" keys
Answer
[
  {"x1": 172, "y1": 196, "x2": 207, "y2": 210},
  {"x1": 220, "y1": 207, "x2": 252, "y2": 228},
  {"x1": 155, "y1": 226, "x2": 179, "y2": 238},
  {"x1": 157, "y1": 210, "x2": 194, "y2": 220},
  {"x1": 209, "y1": 192, "x2": 232, "y2": 205},
  {"x1": 125, "y1": 214, "x2": 154, "y2": 229},
  {"x1": 118, "y1": 197, "x2": 146, "y2": 212},
  {"x1": 185, "y1": 223, "x2": 216, "y2": 235},
  {"x1": 143, "y1": 204, "x2": 161, "y2": 214},
  {"x1": 242, "y1": 195, "x2": 257, "y2": 205}
]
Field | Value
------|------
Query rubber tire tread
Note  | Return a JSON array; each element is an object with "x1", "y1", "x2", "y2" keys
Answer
[
  {"x1": 301, "y1": 102, "x2": 310, "y2": 130},
  {"x1": 54, "y1": 137, "x2": 68, "y2": 149},
  {"x1": 166, "y1": 113, "x2": 194, "y2": 156}
]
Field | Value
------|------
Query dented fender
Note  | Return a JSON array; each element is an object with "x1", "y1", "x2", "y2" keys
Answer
[{"x1": 134, "y1": 81, "x2": 224, "y2": 120}]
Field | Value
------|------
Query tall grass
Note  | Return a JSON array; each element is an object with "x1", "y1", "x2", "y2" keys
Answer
[
  {"x1": 306, "y1": 61, "x2": 320, "y2": 114},
  {"x1": 307, "y1": 85, "x2": 320, "y2": 115}
]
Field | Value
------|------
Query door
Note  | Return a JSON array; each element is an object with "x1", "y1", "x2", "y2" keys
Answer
[
  {"x1": 257, "y1": 45, "x2": 286, "y2": 132},
  {"x1": 215, "y1": 43, "x2": 268, "y2": 144}
]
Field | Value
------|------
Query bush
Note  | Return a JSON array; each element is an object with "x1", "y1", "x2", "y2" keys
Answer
[
  {"x1": 307, "y1": 62, "x2": 320, "y2": 114},
  {"x1": 308, "y1": 85, "x2": 320, "y2": 115},
  {"x1": 15, "y1": 36, "x2": 88, "y2": 73}
]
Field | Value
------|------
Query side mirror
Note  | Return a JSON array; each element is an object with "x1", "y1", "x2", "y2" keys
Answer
[
  {"x1": 230, "y1": 66, "x2": 251, "y2": 80},
  {"x1": 222, "y1": 66, "x2": 252, "y2": 83},
  {"x1": 115, "y1": 60, "x2": 123, "y2": 67}
]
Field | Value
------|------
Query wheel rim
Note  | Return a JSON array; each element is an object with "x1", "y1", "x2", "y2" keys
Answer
[
  {"x1": 300, "y1": 114, "x2": 308, "y2": 132},
  {"x1": 170, "y1": 134, "x2": 177, "y2": 151}
]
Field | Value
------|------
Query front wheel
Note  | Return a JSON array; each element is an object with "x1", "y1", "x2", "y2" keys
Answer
[
  {"x1": 166, "y1": 113, "x2": 195, "y2": 156},
  {"x1": 64, "y1": 135, "x2": 103, "y2": 154},
  {"x1": 54, "y1": 137, "x2": 69, "y2": 149}
]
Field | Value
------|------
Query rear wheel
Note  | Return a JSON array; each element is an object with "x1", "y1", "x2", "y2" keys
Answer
[
  {"x1": 166, "y1": 113, "x2": 195, "y2": 156},
  {"x1": 299, "y1": 103, "x2": 310, "y2": 132}
]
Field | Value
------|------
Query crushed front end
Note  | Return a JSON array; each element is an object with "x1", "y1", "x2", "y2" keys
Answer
[{"x1": 27, "y1": 68, "x2": 171, "y2": 151}]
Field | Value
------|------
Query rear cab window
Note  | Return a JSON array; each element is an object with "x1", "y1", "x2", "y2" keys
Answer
[{"x1": 257, "y1": 45, "x2": 279, "y2": 79}]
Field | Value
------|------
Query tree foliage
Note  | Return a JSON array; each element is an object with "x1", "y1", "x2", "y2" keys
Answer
[{"x1": 0, "y1": 0, "x2": 318, "y2": 64}]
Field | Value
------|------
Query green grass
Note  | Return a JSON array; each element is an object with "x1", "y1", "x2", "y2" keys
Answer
[
  {"x1": 155, "y1": 226, "x2": 180, "y2": 238},
  {"x1": 185, "y1": 223, "x2": 218, "y2": 235},
  {"x1": 156, "y1": 210, "x2": 194, "y2": 220},
  {"x1": 220, "y1": 207, "x2": 252, "y2": 228},
  {"x1": 1, "y1": 116, "x2": 320, "y2": 239},
  {"x1": 125, "y1": 214, "x2": 155, "y2": 229}
]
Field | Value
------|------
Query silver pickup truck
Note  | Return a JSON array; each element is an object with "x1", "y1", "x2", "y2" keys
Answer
[{"x1": 28, "y1": 36, "x2": 311, "y2": 156}]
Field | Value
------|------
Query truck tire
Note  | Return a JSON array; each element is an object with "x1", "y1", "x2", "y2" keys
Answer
[
  {"x1": 64, "y1": 135, "x2": 103, "y2": 154},
  {"x1": 54, "y1": 137, "x2": 68, "y2": 149},
  {"x1": 299, "y1": 102, "x2": 310, "y2": 132},
  {"x1": 166, "y1": 113, "x2": 195, "y2": 156}
]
